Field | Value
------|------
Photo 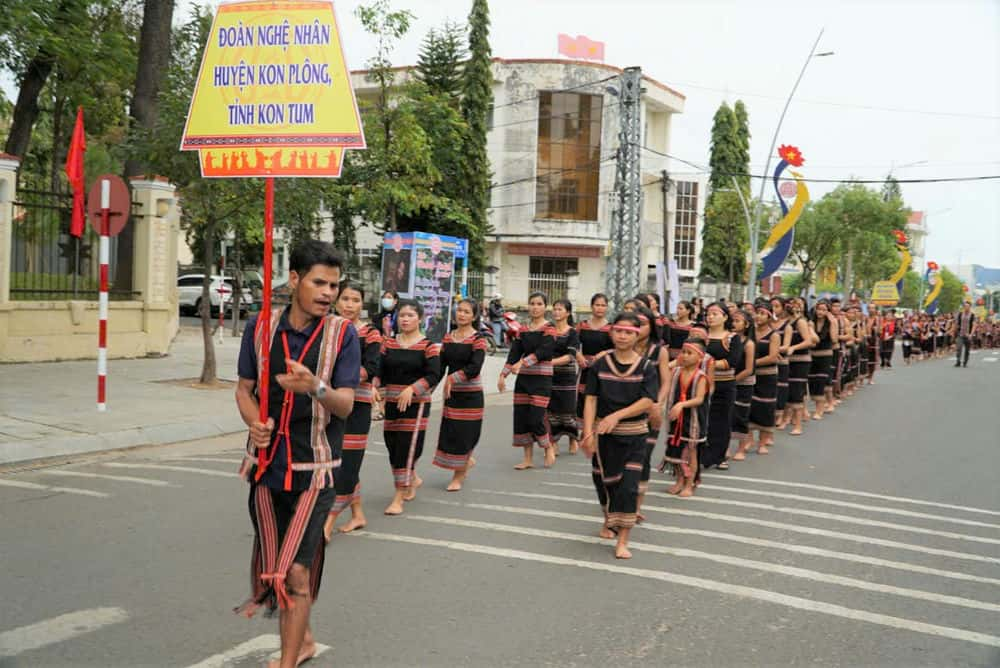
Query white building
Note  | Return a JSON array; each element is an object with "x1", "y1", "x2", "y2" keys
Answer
[
  {"x1": 350, "y1": 58, "x2": 699, "y2": 308},
  {"x1": 907, "y1": 210, "x2": 927, "y2": 272}
]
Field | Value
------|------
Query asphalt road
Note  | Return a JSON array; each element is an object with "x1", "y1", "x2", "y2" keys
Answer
[{"x1": 1, "y1": 351, "x2": 998, "y2": 667}]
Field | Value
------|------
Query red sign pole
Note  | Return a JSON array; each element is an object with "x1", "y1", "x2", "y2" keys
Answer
[
  {"x1": 258, "y1": 177, "x2": 275, "y2": 422},
  {"x1": 97, "y1": 179, "x2": 110, "y2": 412}
]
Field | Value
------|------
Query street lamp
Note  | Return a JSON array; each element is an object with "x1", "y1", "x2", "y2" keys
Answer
[{"x1": 747, "y1": 30, "x2": 834, "y2": 303}]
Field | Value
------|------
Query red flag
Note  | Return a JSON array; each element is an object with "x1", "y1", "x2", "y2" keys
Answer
[
  {"x1": 557, "y1": 34, "x2": 605, "y2": 62},
  {"x1": 65, "y1": 106, "x2": 86, "y2": 237}
]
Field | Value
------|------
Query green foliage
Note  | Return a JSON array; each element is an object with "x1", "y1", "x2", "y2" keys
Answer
[
  {"x1": 790, "y1": 184, "x2": 908, "y2": 294},
  {"x1": 936, "y1": 267, "x2": 964, "y2": 313},
  {"x1": 415, "y1": 22, "x2": 465, "y2": 99},
  {"x1": 881, "y1": 175, "x2": 902, "y2": 204},
  {"x1": 700, "y1": 100, "x2": 750, "y2": 282},
  {"x1": 458, "y1": 0, "x2": 493, "y2": 269},
  {"x1": 899, "y1": 269, "x2": 922, "y2": 309}
]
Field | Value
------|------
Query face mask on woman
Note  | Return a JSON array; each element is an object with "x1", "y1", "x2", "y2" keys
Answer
[{"x1": 381, "y1": 297, "x2": 396, "y2": 310}]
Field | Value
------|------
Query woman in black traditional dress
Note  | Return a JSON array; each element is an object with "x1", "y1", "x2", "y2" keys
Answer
[
  {"x1": 665, "y1": 300, "x2": 695, "y2": 360},
  {"x1": 498, "y1": 292, "x2": 557, "y2": 470},
  {"x1": 745, "y1": 301, "x2": 780, "y2": 455},
  {"x1": 376, "y1": 299, "x2": 441, "y2": 516},
  {"x1": 323, "y1": 282, "x2": 381, "y2": 539},
  {"x1": 548, "y1": 299, "x2": 580, "y2": 455},
  {"x1": 702, "y1": 302, "x2": 744, "y2": 471},
  {"x1": 783, "y1": 297, "x2": 815, "y2": 436},
  {"x1": 770, "y1": 297, "x2": 791, "y2": 430},
  {"x1": 865, "y1": 310, "x2": 880, "y2": 384},
  {"x1": 729, "y1": 309, "x2": 756, "y2": 461},
  {"x1": 632, "y1": 305, "x2": 669, "y2": 516},
  {"x1": 435, "y1": 298, "x2": 487, "y2": 492},
  {"x1": 580, "y1": 312, "x2": 659, "y2": 560},
  {"x1": 575, "y1": 293, "x2": 612, "y2": 439},
  {"x1": 808, "y1": 299, "x2": 838, "y2": 420}
]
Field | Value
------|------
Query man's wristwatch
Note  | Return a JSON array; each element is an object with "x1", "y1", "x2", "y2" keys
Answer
[{"x1": 309, "y1": 379, "x2": 328, "y2": 399}]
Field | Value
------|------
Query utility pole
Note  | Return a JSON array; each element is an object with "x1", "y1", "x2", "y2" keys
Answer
[
  {"x1": 605, "y1": 66, "x2": 643, "y2": 310},
  {"x1": 661, "y1": 169, "x2": 673, "y2": 299}
]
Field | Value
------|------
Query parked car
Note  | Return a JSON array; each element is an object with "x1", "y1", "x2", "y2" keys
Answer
[{"x1": 177, "y1": 274, "x2": 253, "y2": 316}]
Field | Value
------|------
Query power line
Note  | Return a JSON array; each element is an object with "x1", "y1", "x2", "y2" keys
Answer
[
  {"x1": 640, "y1": 145, "x2": 1000, "y2": 184},
  {"x1": 488, "y1": 153, "x2": 618, "y2": 192},
  {"x1": 487, "y1": 75, "x2": 617, "y2": 111},
  {"x1": 488, "y1": 100, "x2": 622, "y2": 131}
]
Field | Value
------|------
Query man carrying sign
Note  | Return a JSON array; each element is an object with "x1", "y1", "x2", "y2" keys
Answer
[{"x1": 235, "y1": 241, "x2": 359, "y2": 668}]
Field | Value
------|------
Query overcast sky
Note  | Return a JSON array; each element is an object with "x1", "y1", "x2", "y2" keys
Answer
[{"x1": 31, "y1": 0, "x2": 1000, "y2": 266}]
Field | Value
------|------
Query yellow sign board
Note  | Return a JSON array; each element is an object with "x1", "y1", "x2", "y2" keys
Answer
[
  {"x1": 871, "y1": 280, "x2": 900, "y2": 305},
  {"x1": 180, "y1": 0, "x2": 364, "y2": 177}
]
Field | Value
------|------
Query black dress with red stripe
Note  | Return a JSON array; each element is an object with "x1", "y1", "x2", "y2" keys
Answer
[
  {"x1": 585, "y1": 353, "x2": 659, "y2": 530},
  {"x1": 377, "y1": 337, "x2": 441, "y2": 488},
  {"x1": 505, "y1": 323, "x2": 556, "y2": 449},
  {"x1": 332, "y1": 323, "x2": 382, "y2": 514},
  {"x1": 435, "y1": 331, "x2": 487, "y2": 470},
  {"x1": 575, "y1": 320, "x2": 612, "y2": 420},
  {"x1": 548, "y1": 326, "x2": 580, "y2": 443}
]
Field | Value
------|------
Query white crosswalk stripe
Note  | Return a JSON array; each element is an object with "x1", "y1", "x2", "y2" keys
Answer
[
  {"x1": 38, "y1": 470, "x2": 172, "y2": 487},
  {"x1": 0, "y1": 477, "x2": 110, "y2": 498},
  {"x1": 184, "y1": 634, "x2": 331, "y2": 668},
  {"x1": 102, "y1": 463, "x2": 237, "y2": 478},
  {"x1": 983, "y1": 356, "x2": 998, "y2": 362},
  {"x1": 423, "y1": 498, "x2": 1000, "y2": 587},
  {"x1": 543, "y1": 481, "x2": 1000, "y2": 546},
  {"x1": 474, "y1": 488, "x2": 1000, "y2": 564},
  {"x1": 549, "y1": 470, "x2": 1000, "y2": 530},
  {"x1": 0, "y1": 607, "x2": 129, "y2": 658},
  {"x1": 362, "y1": 532, "x2": 1000, "y2": 648},
  {"x1": 406, "y1": 514, "x2": 1000, "y2": 612}
]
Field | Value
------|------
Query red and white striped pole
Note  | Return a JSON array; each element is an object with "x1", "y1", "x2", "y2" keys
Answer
[{"x1": 97, "y1": 178, "x2": 110, "y2": 412}]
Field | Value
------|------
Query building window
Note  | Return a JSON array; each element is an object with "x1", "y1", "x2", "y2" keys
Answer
[
  {"x1": 535, "y1": 92, "x2": 602, "y2": 221},
  {"x1": 528, "y1": 256, "x2": 577, "y2": 301},
  {"x1": 673, "y1": 181, "x2": 699, "y2": 272}
]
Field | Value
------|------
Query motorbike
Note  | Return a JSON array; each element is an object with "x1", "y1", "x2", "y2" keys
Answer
[
  {"x1": 478, "y1": 320, "x2": 499, "y2": 356},
  {"x1": 501, "y1": 311, "x2": 523, "y2": 348}
]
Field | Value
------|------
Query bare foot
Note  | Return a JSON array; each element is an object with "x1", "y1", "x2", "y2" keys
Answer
[
  {"x1": 790, "y1": 427, "x2": 803, "y2": 436},
  {"x1": 811, "y1": 413, "x2": 823, "y2": 421},
  {"x1": 568, "y1": 442, "x2": 579, "y2": 454},
  {"x1": 732, "y1": 449, "x2": 747, "y2": 461},
  {"x1": 599, "y1": 526, "x2": 616, "y2": 539},
  {"x1": 446, "y1": 473, "x2": 465, "y2": 492},
  {"x1": 636, "y1": 511, "x2": 646, "y2": 523},
  {"x1": 402, "y1": 486, "x2": 417, "y2": 502},
  {"x1": 323, "y1": 516, "x2": 337, "y2": 544},
  {"x1": 825, "y1": 406, "x2": 835, "y2": 414},
  {"x1": 615, "y1": 544, "x2": 632, "y2": 559},
  {"x1": 757, "y1": 445, "x2": 770, "y2": 455},
  {"x1": 384, "y1": 501, "x2": 404, "y2": 515},
  {"x1": 267, "y1": 640, "x2": 316, "y2": 668},
  {"x1": 544, "y1": 448, "x2": 556, "y2": 468},
  {"x1": 338, "y1": 515, "x2": 366, "y2": 533},
  {"x1": 677, "y1": 486, "x2": 694, "y2": 497},
  {"x1": 514, "y1": 461, "x2": 534, "y2": 470},
  {"x1": 666, "y1": 481, "x2": 683, "y2": 495}
]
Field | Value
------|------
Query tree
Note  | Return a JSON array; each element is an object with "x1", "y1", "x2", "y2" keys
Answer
[
  {"x1": 881, "y1": 175, "x2": 902, "y2": 204},
  {"x1": 458, "y1": 0, "x2": 492, "y2": 269},
  {"x1": 415, "y1": 22, "x2": 465, "y2": 99},
  {"x1": 700, "y1": 101, "x2": 750, "y2": 290},
  {"x1": 129, "y1": 8, "x2": 261, "y2": 384},
  {"x1": 790, "y1": 184, "x2": 906, "y2": 295},
  {"x1": 899, "y1": 269, "x2": 922, "y2": 309},
  {"x1": 937, "y1": 267, "x2": 964, "y2": 313}
]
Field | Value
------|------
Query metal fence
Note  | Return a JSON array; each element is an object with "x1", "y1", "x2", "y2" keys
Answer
[
  {"x1": 465, "y1": 270, "x2": 485, "y2": 302},
  {"x1": 10, "y1": 186, "x2": 137, "y2": 300},
  {"x1": 528, "y1": 273, "x2": 569, "y2": 302}
]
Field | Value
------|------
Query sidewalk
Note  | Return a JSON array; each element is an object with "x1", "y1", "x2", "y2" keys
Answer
[{"x1": 0, "y1": 327, "x2": 510, "y2": 466}]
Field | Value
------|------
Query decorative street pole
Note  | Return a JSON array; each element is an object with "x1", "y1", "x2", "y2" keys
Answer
[{"x1": 747, "y1": 29, "x2": 833, "y2": 303}]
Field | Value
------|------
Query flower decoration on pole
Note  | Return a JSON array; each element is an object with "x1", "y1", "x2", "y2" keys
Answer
[
  {"x1": 888, "y1": 228, "x2": 911, "y2": 293},
  {"x1": 758, "y1": 145, "x2": 810, "y2": 282}
]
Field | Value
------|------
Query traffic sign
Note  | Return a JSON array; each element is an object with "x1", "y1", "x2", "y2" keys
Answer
[{"x1": 87, "y1": 174, "x2": 130, "y2": 236}]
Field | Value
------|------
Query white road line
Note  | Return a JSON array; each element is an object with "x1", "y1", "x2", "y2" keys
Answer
[
  {"x1": 0, "y1": 478, "x2": 110, "y2": 499},
  {"x1": 38, "y1": 470, "x2": 172, "y2": 487},
  {"x1": 982, "y1": 357, "x2": 997, "y2": 362},
  {"x1": 0, "y1": 607, "x2": 129, "y2": 658},
  {"x1": 702, "y1": 473, "x2": 1000, "y2": 518},
  {"x1": 424, "y1": 498, "x2": 1000, "y2": 587},
  {"x1": 102, "y1": 463, "x2": 236, "y2": 478},
  {"x1": 406, "y1": 514, "x2": 1000, "y2": 613},
  {"x1": 163, "y1": 457, "x2": 243, "y2": 465},
  {"x1": 549, "y1": 470, "x2": 1000, "y2": 531},
  {"x1": 543, "y1": 481, "x2": 1000, "y2": 547},
  {"x1": 476, "y1": 489, "x2": 1000, "y2": 565},
  {"x1": 185, "y1": 633, "x2": 330, "y2": 668},
  {"x1": 364, "y1": 532, "x2": 1000, "y2": 648}
]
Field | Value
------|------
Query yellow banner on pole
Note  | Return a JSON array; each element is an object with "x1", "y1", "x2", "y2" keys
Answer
[
  {"x1": 180, "y1": 0, "x2": 364, "y2": 177},
  {"x1": 871, "y1": 281, "x2": 900, "y2": 305}
]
